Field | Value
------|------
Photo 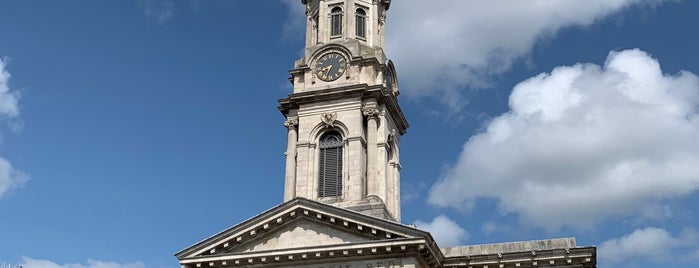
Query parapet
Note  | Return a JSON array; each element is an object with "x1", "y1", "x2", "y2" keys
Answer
[{"x1": 442, "y1": 237, "x2": 577, "y2": 257}]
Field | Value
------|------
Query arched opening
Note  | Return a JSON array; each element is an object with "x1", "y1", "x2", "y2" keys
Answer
[
  {"x1": 355, "y1": 8, "x2": 366, "y2": 38},
  {"x1": 318, "y1": 131, "x2": 343, "y2": 197},
  {"x1": 330, "y1": 7, "x2": 343, "y2": 37}
]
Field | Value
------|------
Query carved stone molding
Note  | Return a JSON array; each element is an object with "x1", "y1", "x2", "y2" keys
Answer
[
  {"x1": 362, "y1": 107, "x2": 379, "y2": 119},
  {"x1": 320, "y1": 112, "x2": 338, "y2": 128},
  {"x1": 387, "y1": 129, "x2": 397, "y2": 143},
  {"x1": 379, "y1": 9, "x2": 387, "y2": 25},
  {"x1": 284, "y1": 119, "x2": 299, "y2": 130}
]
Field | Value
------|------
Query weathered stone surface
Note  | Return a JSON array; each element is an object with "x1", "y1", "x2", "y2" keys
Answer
[
  {"x1": 237, "y1": 220, "x2": 370, "y2": 252},
  {"x1": 289, "y1": 257, "x2": 418, "y2": 268},
  {"x1": 442, "y1": 238, "x2": 577, "y2": 257}
]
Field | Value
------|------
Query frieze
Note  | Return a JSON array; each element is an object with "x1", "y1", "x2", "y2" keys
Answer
[{"x1": 293, "y1": 258, "x2": 404, "y2": 268}]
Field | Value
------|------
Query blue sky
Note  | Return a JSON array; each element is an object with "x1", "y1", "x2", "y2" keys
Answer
[{"x1": 1, "y1": 1, "x2": 699, "y2": 267}]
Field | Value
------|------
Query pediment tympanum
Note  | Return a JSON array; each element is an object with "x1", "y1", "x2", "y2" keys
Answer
[
  {"x1": 234, "y1": 219, "x2": 372, "y2": 253},
  {"x1": 176, "y1": 198, "x2": 434, "y2": 261}
]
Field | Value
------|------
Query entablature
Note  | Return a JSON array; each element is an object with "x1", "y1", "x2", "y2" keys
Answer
[
  {"x1": 442, "y1": 246, "x2": 597, "y2": 268},
  {"x1": 176, "y1": 198, "x2": 436, "y2": 260},
  {"x1": 278, "y1": 84, "x2": 408, "y2": 135}
]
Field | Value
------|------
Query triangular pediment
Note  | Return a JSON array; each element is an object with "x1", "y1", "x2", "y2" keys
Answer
[
  {"x1": 175, "y1": 198, "x2": 433, "y2": 260},
  {"x1": 233, "y1": 219, "x2": 372, "y2": 253}
]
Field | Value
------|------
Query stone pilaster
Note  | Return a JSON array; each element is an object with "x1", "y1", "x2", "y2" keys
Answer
[
  {"x1": 362, "y1": 106, "x2": 379, "y2": 199},
  {"x1": 284, "y1": 118, "x2": 299, "y2": 201}
]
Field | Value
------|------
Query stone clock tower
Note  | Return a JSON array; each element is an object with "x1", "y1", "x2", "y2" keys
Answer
[
  {"x1": 279, "y1": 0, "x2": 407, "y2": 222},
  {"x1": 175, "y1": 2, "x2": 597, "y2": 267}
]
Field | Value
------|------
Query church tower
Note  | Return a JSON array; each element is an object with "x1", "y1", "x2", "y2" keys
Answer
[
  {"x1": 176, "y1": 3, "x2": 597, "y2": 267},
  {"x1": 278, "y1": 0, "x2": 407, "y2": 222}
]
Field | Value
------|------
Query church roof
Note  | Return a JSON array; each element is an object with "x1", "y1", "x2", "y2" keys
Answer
[
  {"x1": 175, "y1": 198, "x2": 596, "y2": 268},
  {"x1": 175, "y1": 198, "x2": 444, "y2": 267}
]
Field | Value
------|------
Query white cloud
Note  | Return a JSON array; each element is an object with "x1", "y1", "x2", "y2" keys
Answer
[
  {"x1": 0, "y1": 59, "x2": 27, "y2": 200},
  {"x1": 414, "y1": 214, "x2": 469, "y2": 247},
  {"x1": 385, "y1": 0, "x2": 668, "y2": 110},
  {"x1": 279, "y1": 1, "x2": 672, "y2": 111},
  {"x1": 0, "y1": 58, "x2": 20, "y2": 118},
  {"x1": 599, "y1": 227, "x2": 677, "y2": 262},
  {"x1": 481, "y1": 221, "x2": 511, "y2": 236},
  {"x1": 0, "y1": 157, "x2": 28, "y2": 199},
  {"x1": 599, "y1": 227, "x2": 699, "y2": 264},
  {"x1": 428, "y1": 49, "x2": 699, "y2": 230},
  {"x1": 138, "y1": 0, "x2": 175, "y2": 25},
  {"x1": 279, "y1": 0, "x2": 306, "y2": 41},
  {"x1": 20, "y1": 257, "x2": 146, "y2": 268}
]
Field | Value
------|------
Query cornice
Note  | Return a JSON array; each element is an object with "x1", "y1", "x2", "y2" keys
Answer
[
  {"x1": 176, "y1": 198, "x2": 440, "y2": 261},
  {"x1": 278, "y1": 85, "x2": 409, "y2": 134},
  {"x1": 278, "y1": 84, "x2": 373, "y2": 115},
  {"x1": 180, "y1": 238, "x2": 433, "y2": 268},
  {"x1": 443, "y1": 247, "x2": 597, "y2": 268}
]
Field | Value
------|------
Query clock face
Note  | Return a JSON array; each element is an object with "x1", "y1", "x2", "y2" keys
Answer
[{"x1": 315, "y1": 52, "x2": 347, "y2": 82}]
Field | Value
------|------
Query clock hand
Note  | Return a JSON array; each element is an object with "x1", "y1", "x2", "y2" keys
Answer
[{"x1": 318, "y1": 66, "x2": 328, "y2": 74}]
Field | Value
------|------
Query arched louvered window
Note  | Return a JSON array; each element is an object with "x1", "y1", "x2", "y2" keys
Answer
[
  {"x1": 330, "y1": 7, "x2": 343, "y2": 37},
  {"x1": 319, "y1": 131, "x2": 343, "y2": 197},
  {"x1": 355, "y1": 8, "x2": 366, "y2": 38}
]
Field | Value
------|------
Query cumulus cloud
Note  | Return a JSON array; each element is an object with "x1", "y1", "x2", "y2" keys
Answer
[
  {"x1": 138, "y1": 0, "x2": 175, "y2": 25},
  {"x1": 599, "y1": 227, "x2": 699, "y2": 264},
  {"x1": 387, "y1": 0, "x2": 669, "y2": 110},
  {"x1": 0, "y1": 58, "x2": 20, "y2": 118},
  {"x1": 0, "y1": 58, "x2": 27, "y2": 200},
  {"x1": 279, "y1": 0, "x2": 306, "y2": 41},
  {"x1": 20, "y1": 257, "x2": 145, "y2": 268},
  {"x1": 0, "y1": 157, "x2": 28, "y2": 199},
  {"x1": 428, "y1": 49, "x2": 699, "y2": 230},
  {"x1": 481, "y1": 221, "x2": 511, "y2": 236},
  {"x1": 414, "y1": 214, "x2": 469, "y2": 247},
  {"x1": 279, "y1": 1, "x2": 672, "y2": 111}
]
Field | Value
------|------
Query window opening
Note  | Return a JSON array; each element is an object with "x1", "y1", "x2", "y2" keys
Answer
[
  {"x1": 331, "y1": 7, "x2": 343, "y2": 37},
  {"x1": 356, "y1": 8, "x2": 366, "y2": 38},
  {"x1": 318, "y1": 131, "x2": 343, "y2": 197}
]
